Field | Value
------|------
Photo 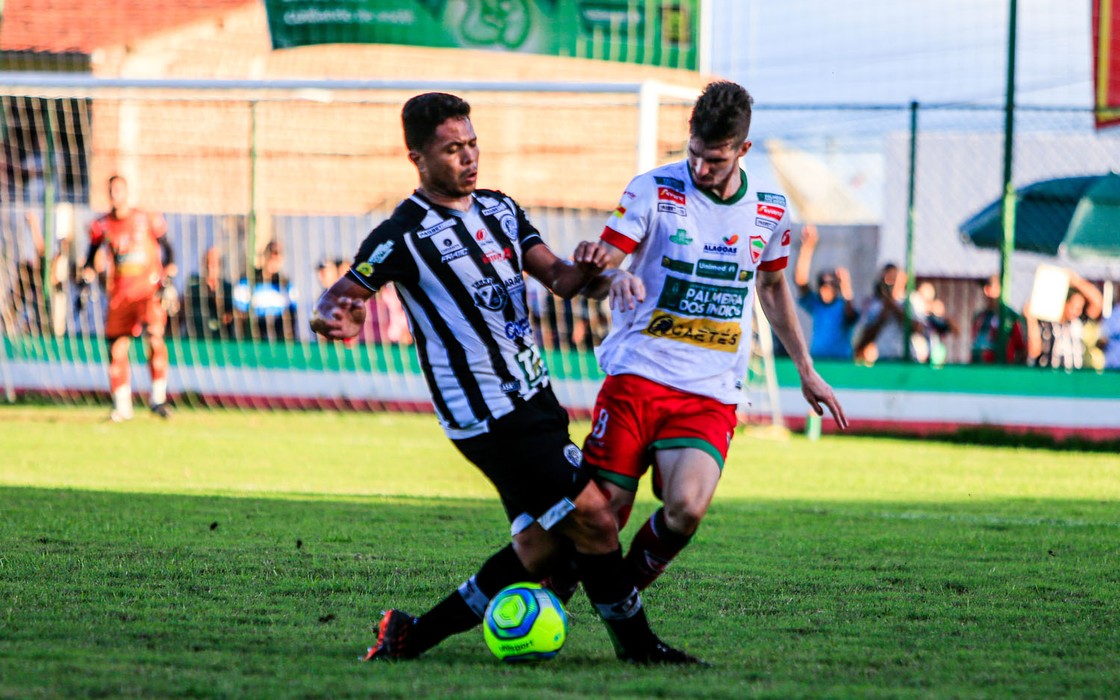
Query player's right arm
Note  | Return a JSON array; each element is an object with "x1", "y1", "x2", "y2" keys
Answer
[
  {"x1": 81, "y1": 219, "x2": 104, "y2": 283},
  {"x1": 311, "y1": 275, "x2": 372, "y2": 340}
]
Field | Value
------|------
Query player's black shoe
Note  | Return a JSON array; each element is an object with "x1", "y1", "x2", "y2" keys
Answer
[
  {"x1": 361, "y1": 609, "x2": 418, "y2": 661},
  {"x1": 619, "y1": 639, "x2": 708, "y2": 666},
  {"x1": 150, "y1": 403, "x2": 172, "y2": 419}
]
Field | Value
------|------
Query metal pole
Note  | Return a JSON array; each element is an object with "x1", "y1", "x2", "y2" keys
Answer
[
  {"x1": 998, "y1": 0, "x2": 1018, "y2": 350},
  {"x1": 42, "y1": 103, "x2": 58, "y2": 325},
  {"x1": 904, "y1": 100, "x2": 919, "y2": 361},
  {"x1": 247, "y1": 100, "x2": 258, "y2": 288}
]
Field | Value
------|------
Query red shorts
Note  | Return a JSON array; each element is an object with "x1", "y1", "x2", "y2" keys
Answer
[
  {"x1": 105, "y1": 294, "x2": 166, "y2": 340},
  {"x1": 582, "y1": 374, "x2": 738, "y2": 493}
]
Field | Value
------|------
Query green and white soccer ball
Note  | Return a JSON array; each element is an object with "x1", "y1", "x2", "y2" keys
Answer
[{"x1": 483, "y1": 583, "x2": 568, "y2": 662}]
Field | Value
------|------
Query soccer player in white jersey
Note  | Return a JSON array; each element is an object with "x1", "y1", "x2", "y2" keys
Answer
[
  {"x1": 311, "y1": 92, "x2": 699, "y2": 664},
  {"x1": 583, "y1": 81, "x2": 849, "y2": 591}
]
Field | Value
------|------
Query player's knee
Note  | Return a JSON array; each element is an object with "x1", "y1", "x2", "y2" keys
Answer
[
  {"x1": 565, "y1": 503, "x2": 619, "y2": 553},
  {"x1": 662, "y1": 499, "x2": 706, "y2": 536}
]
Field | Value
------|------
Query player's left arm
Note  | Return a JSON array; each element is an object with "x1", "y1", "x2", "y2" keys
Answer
[
  {"x1": 522, "y1": 241, "x2": 612, "y2": 300},
  {"x1": 757, "y1": 268, "x2": 848, "y2": 430},
  {"x1": 151, "y1": 213, "x2": 177, "y2": 279}
]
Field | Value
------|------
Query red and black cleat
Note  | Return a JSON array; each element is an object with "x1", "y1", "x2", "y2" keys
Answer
[{"x1": 361, "y1": 609, "x2": 419, "y2": 661}]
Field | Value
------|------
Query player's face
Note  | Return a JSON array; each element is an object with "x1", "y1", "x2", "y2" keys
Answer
[
  {"x1": 413, "y1": 117, "x2": 479, "y2": 199},
  {"x1": 687, "y1": 137, "x2": 751, "y2": 195},
  {"x1": 108, "y1": 178, "x2": 129, "y2": 211}
]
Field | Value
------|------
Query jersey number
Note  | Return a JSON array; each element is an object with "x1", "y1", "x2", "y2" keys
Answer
[{"x1": 515, "y1": 347, "x2": 546, "y2": 388}]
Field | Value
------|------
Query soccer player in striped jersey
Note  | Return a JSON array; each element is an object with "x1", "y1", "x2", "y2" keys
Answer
[
  {"x1": 311, "y1": 92, "x2": 698, "y2": 664},
  {"x1": 582, "y1": 81, "x2": 849, "y2": 591}
]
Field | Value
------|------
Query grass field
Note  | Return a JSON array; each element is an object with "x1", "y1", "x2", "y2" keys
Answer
[{"x1": 1, "y1": 405, "x2": 1118, "y2": 699}]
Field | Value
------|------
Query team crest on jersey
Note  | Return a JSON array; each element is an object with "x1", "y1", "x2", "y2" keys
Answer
[
  {"x1": 749, "y1": 235, "x2": 767, "y2": 264},
  {"x1": 472, "y1": 278, "x2": 509, "y2": 311},
  {"x1": 498, "y1": 214, "x2": 517, "y2": 239},
  {"x1": 563, "y1": 444, "x2": 583, "y2": 468}
]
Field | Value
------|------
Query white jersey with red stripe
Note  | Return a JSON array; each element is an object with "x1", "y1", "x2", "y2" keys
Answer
[{"x1": 597, "y1": 159, "x2": 792, "y2": 405}]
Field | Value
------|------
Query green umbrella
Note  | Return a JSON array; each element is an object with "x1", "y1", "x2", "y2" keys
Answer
[{"x1": 960, "y1": 173, "x2": 1120, "y2": 260}]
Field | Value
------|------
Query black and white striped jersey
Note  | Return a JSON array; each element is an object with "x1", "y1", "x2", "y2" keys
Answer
[{"x1": 347, "y1": 189, "x2": 550, "y2": 439}]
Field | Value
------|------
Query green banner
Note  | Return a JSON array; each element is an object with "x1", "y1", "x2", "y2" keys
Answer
[{"x1": 265, "y1": 0, "x2": 699, "y2": 70}]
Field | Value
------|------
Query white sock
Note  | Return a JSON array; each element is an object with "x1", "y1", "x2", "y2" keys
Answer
[
  {"x1": 151, "y1": 378, "x2": 167, "y2": 406},
  {"x1": 113, "y1": 385, "x2": 133, "y2": 417}
]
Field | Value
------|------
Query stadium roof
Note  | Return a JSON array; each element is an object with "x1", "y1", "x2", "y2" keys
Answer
[{"x1": 0, "y1": 0, "x2": 254, "y2": 54}]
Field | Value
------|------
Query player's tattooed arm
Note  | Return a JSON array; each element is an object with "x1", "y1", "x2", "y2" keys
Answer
[{"x1": 310, "y1": 274, "x2": 372, "y2": 340}]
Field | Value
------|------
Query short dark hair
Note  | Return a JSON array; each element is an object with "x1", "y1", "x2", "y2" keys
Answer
[
  {"x1": 108, "y1": 174, "x2": 126, "y2": 187},
  {"x1": 689, "y1": 81, "x2": 753, "y2": 145},
  {"x1": 402, "y1": 92, "x2": 471, "y2": 151}
]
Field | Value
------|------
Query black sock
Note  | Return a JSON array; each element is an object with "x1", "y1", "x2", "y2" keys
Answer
[
  {"x1": 408, "y1": 544, "x2": 531, "y2": 655},
  {"x1": 575, "y1": 549, "x2": 657, "y2": 656}
]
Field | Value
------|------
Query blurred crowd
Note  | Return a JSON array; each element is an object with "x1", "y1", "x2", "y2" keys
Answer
[
  {"x1": 792, "y1": 224, "x2": 1120, "y2": 371},
  {"x1": 2, "y1": 212, "x2": 1117, "y2": 370}
]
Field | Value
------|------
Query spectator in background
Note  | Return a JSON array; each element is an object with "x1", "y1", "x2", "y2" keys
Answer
[
  {"x1": 1024, "y1": 271, "x2": 1103, "y2": 370},
  {"x1": 970, "y1": 274, "x2": 1026, "y2": 364},
  {"x1": 1099, "y1": 292, "x2": 1120, "y2": 370},
  {"x1": 184, "y1": 246, "x2": 235, "y2": 339},
  {"x1": 794, "y1": 223, "x2": 857, "y2": 360},
  {"x1": 5, "y1": 209, "x2": 46, "y2": 334},
  {"x1": 234, "y1": 239, "x2": 299, "y2": 342},
  {"x1": 909, "y1": 281, "x2": 957, "y2": 365},
  {"x1": 854, "y1": 263, "x2": 910, "y2": 363}
]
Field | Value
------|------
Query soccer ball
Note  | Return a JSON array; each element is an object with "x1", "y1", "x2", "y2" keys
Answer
[{"x1": 483, "y1": 583, "x2": 568, "y2": 662}]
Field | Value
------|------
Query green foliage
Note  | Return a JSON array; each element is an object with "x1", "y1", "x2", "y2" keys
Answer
[{"x1": 1, "y1": 406, "x2": 1118, "y2": 698}]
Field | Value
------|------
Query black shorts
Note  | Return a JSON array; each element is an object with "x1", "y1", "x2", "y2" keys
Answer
[{"x1": 453, "y1": 387, "x2": 593, "y2": 533}]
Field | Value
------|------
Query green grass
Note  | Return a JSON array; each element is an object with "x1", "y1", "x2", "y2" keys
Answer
[{"x1": 1, "y1": 405, "x2": 1118, "y2": 699}]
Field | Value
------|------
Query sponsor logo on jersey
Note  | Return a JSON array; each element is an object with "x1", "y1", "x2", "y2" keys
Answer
[
  {"x1": 355, "y1": 262, "x2": 374, "y2": 276},
  {"x1": 696, "y1": 259, "x2": 739, "y2": 281},
  {"x1": 502, "y1": 276, "x2": 526, "y2": 293},
  {"x1": 500, "y1": 379, "x2": 522, "y2": 393},
  {"x1": 749, "y1": 234, "x2": 767, "y2": 264},
  {"x1": 661, "y1": 256, "x2": 694, "y2": 274},
  {"x1": 655, "y1": 176, "x2": 686, "y2": 190},
  {"x1": 781, "y1": 229, "x2": 791, "y2": 245},
  {"x1": 757, "y1": 204, "x2": 784, "y2": 220},
  {"x1": 669, "y1": 228, "x2": 692, "y2": 245},
  {"x1": 434, "y1": 234, "x2": 469, "y2": 263},
  {"x1": 366, "y1": 240, "x2": 394, "y2": 264},
  {"x1": 759, "y1": 192, "x2": 787, "y2": 206},
  {"x1": 702, "y1": 242, "x2": 737, "y2": 255},
  {"x1": 475, "y1": 229, "x2": 486, "y2": 241},
  {"x1": 504, "y1": 317, "x2": 532, "y2": 340},
  {"x1": 723, "y1": 235, "x2": 739, "y2": 245},
  {"x1": 623, "y1": 190, "x2": 637, "y2": 200},
  {"x1": 755, "y1": 216, "x2": 777, "y2": 231},
  {"x1": 656, "y1": 276, "x2": 748, "y2": 320},
  {"x1": 471, "y1": 277, "x2": 508, "y2": 311},
  {"x1": 658, "y1": 187, "x2": 686, "y2": 206},
  {"x1": 481, "y1": 203, "x2": 509, "y2": 217},
  {"x1": 738, "y1": 269, "x2": 755, "y2": 282},
  {"x1": 658, "y1": 202, "x2": 687, "y2": 217},
  {"x1": 481, "y1": 247, "x2": 513, "y2": 264},
  {"x1": 418, "y1": 219, "x2": 456, "y2": 239},
  {"x1": 643, "y1": 310, "x2": 741, "y2": 352}
]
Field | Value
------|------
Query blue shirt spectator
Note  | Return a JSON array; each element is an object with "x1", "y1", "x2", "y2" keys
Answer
[
  {"x1": 1101, "y1": 306, "x2": 1120, "y2": 370},
  {"x1": 794, "y1": 224, "x2": 858, "y2": 360}
]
